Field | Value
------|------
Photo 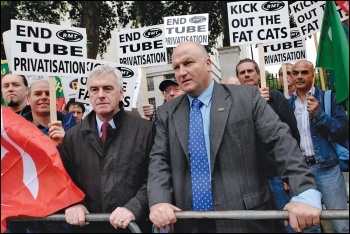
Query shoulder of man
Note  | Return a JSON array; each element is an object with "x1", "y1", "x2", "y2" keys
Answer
[{"x1": 58, "y1": 111, "x2": 77, "y2": 131}]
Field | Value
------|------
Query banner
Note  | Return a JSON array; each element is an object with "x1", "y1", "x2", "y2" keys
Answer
[
  {"x1": 1, "y1": 106, "x2": 85, "y2": 232},
  {"x1": 316, "y1": 1, "x2": 349, "y2": 113},
  {"x1": 1, "y1": 60, "x2": 10, "y2": 106}
]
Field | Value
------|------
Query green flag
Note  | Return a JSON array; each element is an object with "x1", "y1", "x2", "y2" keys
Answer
[
  {"x1": 1, "y1": 60, "x2": 10, "y2": 106},
  {"x1": 316, "y1": 1, "x2": 349, "y2": 114}
]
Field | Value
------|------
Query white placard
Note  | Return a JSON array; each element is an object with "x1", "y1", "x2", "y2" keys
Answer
[
  {"x1": 290, "y1": 1, "x2": 348, "y2": 38},
  {"x1": 25, "y1": 75, "x2": 48, "y2": 87},
  {"x1": 132, "y1": 68, "x2": 142, "y2": 108},
  {"x1": 11, "y1": 20, "x2": 87, "y2": 76},
  {"x1": 116, "y1": 24, "x2": 167, "y2": 67},
  {"x1": 263, "y1": 29, "x2": 306, "y2": 66},
  {"x1": 164, "y1": 13, "x2": 209, "y2": 47},
  {"x1": 227, "y1": 1, "x2": 290, "y2": 46},
  {"x1": 75, "y1": 59, "x2": 137, "y2": 111}
]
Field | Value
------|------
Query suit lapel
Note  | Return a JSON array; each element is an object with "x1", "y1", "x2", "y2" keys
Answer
[
  {"x1": 173, "y1": 96, "x2": 190, "y2": 162},
  {"x1": 81, "y1": 113, "x2": 104, "y2": 156},
  {"x1": 210, "y1": 83, "x2": 231, "y2": 174}
]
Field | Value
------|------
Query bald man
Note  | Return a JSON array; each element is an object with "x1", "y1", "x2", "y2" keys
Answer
[
  {"x1": 225, "y1": 76, "x2": 241, "y2": 85},
  {"x1": 23, "y1": 80, "x2": 76, "y2": 146},
  {"x1": 147, "y1": 41, "x2": 322, "y2": 233}
]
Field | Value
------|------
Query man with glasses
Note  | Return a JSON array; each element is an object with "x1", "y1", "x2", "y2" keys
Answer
[
  {"x1": 142, "y1": 78, "x2": 185, "y2": 122},
  {"x1": 159, "y1": 77, "x2": 185, "y2": 101}
]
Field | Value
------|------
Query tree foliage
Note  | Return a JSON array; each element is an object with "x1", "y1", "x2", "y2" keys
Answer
[
  {"x1": 126, "y1": 1, "x2": 224, "y2": 53},
  {"x1": 1, "y1": 1, "x2": 69, "y2": 59}
]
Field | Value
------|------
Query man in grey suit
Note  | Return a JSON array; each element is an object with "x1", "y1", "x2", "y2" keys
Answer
[{"x1": 147, "y1": 41, "x2": 322, "y2": 233}]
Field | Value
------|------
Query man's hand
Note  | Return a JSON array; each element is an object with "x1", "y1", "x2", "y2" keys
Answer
[
  {"x1": 149, "y1": 203, "x2": 181, "y2": 228},
  {"x1": 142, "y1": 103, "x2": 154, "y2": 119},
  {"x1": 109, "y1": 207, "x2": 135, "y2": 229},
  {"x1": 306, "y1": 95, "x2": 319, "y2": 116},
  {"x1": 284, "y1": 202, "x2": 321, "y2": 232},
  {"x1": 259, "y1": 86, "x2": 270, "y2": 101},
  {"x1": 65, "y1": 204, "x2": 90, "y2": 227},
  {"x1": 48, "y1": 120, "x2": 65, "y2": 146}
]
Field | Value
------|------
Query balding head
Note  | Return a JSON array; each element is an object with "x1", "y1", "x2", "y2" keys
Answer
[
  {"x1": 172, "y1": 41, "x2": 209, "y2": 62},
  {"x1": 171, "y1": 41, "x2": 212, "y2": 97},
  {"x1": 225, "y1": 76, "x2": 241, "y2": 85}
]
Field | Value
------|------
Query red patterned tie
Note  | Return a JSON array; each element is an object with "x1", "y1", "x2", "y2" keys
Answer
[{"x1": 100, "y1": 122, "x2": 110, "y2": 144}]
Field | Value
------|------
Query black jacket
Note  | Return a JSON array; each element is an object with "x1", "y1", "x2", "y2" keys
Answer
[{"x1": 262, "y1": 90, "x2": 300, "y2": 177}]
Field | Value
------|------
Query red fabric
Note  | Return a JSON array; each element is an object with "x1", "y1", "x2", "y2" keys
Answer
[
  {"x1": 56, "y1": 97, "x2": 66, "y2": 112},
  {"x1": 1, "y1": 105, "x2": 85, "y2": 233},
  {"x1": 336, "y1": 1, "x2": 349, "y2": 14}
]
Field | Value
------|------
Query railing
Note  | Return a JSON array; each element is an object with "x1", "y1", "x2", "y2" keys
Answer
[
  {"x1": 9, "y1": 214, "x2": 142, "y2": 233},
  {"x1": 9, "y1": 210, "x2": 349, "y2": 233}
]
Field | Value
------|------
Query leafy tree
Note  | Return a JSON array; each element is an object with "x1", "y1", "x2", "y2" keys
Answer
[
  {"x1": 1, "y1": 1, "x2": 69, "y2": 59},
  {"x1": 67, "y1": 1, "x2": 130, "y2": 58},
  {"x1": 126, "y1": 1, "x2": 224, "y2": 54}
]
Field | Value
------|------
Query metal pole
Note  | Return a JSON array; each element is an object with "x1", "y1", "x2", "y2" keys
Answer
[
  {"x1": 9, "y1": 214, "x2": 142, "y2": 233},
  {"x1": 152, "y1": 210, "x2": 349, "y2": 233},
  {"x1": 9, "y1": 210, "x2": 349, "y2": 233}
]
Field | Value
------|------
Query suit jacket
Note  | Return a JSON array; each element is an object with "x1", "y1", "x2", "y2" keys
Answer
[{"x1": 147, "y1": 81, "x2": 317, "y2": 233}]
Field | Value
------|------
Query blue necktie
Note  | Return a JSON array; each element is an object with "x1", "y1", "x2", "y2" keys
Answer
[{"x1": 188, "y1": 99, "x2": 213, "y2": 211}]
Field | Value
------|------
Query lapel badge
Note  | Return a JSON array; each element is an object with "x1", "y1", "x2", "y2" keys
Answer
[{"x1": 218, "y1": 108, "x2": 224, "y2": 112}]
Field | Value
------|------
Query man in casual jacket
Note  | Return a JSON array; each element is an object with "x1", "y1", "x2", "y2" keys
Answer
[
  {"x1": 289, "y1": 60, "x2": 349, "y2": 233},
  {"x1": 22, "y1": 80, "x2": 77, "y2": 233}
]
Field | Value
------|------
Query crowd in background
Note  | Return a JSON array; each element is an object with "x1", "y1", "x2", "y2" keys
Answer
[{"x1": 1, "y1": 41, "x2": 348, "y2": 233}]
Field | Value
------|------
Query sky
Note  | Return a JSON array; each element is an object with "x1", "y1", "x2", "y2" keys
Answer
[{"x1": 252, "y1": 33, "x2": 320, "y2": 75}]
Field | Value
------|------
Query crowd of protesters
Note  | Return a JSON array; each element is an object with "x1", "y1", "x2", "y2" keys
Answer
[{"x1": 1, "y1": 41, "x2": 348, "y2": 233}]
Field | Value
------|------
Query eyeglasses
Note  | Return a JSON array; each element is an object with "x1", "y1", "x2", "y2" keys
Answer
[
  {"x1": 163, "y1": 87, "x2": 182, "y2": 95},
  {"x1": 292, "y1": 70, "x2": 312, "y2": 76}
]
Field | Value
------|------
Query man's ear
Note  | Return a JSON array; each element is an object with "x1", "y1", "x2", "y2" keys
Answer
[{"x1": 119, "y1": 87, "x2": 124, "y2": 101}]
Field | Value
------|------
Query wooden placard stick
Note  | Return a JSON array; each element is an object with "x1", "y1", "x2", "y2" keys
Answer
[{"x1": 258, "y1": 43, "x2": 266, "y2": 88}]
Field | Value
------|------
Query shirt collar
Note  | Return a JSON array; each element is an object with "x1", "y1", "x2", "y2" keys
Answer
[
  {"x1": 293, "y1": 86, "x2": 315, "y2": 99},
  {"x1": 96, "y1": 117, "x2": 116, "y2": 132},
  {"x1": 187, "y1": 79, "x2": 214, "y2": 107}
]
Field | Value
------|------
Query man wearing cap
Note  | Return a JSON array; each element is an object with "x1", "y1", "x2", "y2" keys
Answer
[
  {"x1": 159, "y1": 77, "x2": 185, "y2": 102},
  {"x1": 143, "y1": 78, "x2": 185, "y2": 121}
]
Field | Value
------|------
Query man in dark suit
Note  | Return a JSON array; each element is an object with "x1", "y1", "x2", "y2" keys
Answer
[{"x1": 147, "y1": 41, "x2": 322, "y2": 233}]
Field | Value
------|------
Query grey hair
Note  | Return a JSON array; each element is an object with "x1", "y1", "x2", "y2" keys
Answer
[{"x1": 87, "y1": 64, "x2": 123, "y2": 88}]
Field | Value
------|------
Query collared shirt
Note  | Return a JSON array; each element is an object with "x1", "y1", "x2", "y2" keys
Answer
[
  {"x1": 96, "y1": 117, "x2": 116, "y2": 137},
  {"x1": 187, "y1": 79, "x2": 214, "y2": 174},
  {"x1": 293, "y1": 86, "x2": 315, "y2": 157}
]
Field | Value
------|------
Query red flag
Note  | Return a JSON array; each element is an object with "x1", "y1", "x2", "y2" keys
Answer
[
  {"x1": 335, "y1": 1, "x2": 349, "y2": 14},
  {"x1": 1, "y1": 106, "x2": 85, "y2": 233},
  {"x1": 55, "y1": 76, "x2": 66, "y2": 112}
]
